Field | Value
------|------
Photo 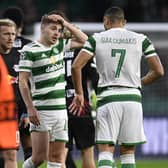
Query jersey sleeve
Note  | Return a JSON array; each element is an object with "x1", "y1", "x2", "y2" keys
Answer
[
  {"x1": 19, "y1": 45, "x2": 33, "y2": 72},
  {"x1": 81, "y1": 35, "x2": 96, "y2": 56},
  {"x1": 142, "y1": 35, "x2": 157, "y2": 58}
]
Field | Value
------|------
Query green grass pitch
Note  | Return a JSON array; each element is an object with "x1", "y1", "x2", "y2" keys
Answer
[{"x1": 18, "y1": 159, "x2": 168, "y2": 168}]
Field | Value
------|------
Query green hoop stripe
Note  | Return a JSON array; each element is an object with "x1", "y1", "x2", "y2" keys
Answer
[
  {"x1": 97, "y1": 94, "x2": 141, "y2": 108},
  {"x1": 32, "y1": 59, "x2": 64, "y2": 76},
  {"x1": 32, "y1": 89, "x2": 65, "y2": 100},
  {"x1": 35, "y1": 105, "x2": 66, "y2": 111},
  {"x1": 98, "y1": 160, "x2": 113, "y2": 167},
  {"x1": 35, "y1": 74, "x2": 65, "y2": 89},
  {"x1": 121, "y1": 141, "x2": 146, "y2": 146},
  {"x1": 96, "y1": 140, "x2": 115, "y2": 145}
]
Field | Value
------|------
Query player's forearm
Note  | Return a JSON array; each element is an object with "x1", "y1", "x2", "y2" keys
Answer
[
  {"x1": 71, "y1": 66, "x2": 83, "y2": 95},
  {"x1": 141, "y1": 70, "x2": 163, "y2": 86},
  {"x1": 19, "y1": 79, "x2": 34, "y2": 109},
  {"x1": 142, "y1": 56, "x2": 164, "y2": 86},
  {"x1": 64, "y1": 21, "x2": 88, "y2": 43}
]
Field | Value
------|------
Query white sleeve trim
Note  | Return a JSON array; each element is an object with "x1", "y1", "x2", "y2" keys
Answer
[{"x1": 81, "y1": 48, "x2": 94, "y2": 56}]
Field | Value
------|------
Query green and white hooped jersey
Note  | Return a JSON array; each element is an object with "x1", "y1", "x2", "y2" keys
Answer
[
  {"x1": 19, "y1": 39, "x2": 70, "y2": 115},
  {"x1": 82, "y1": 28, "x2": 157, "y2": 89}
]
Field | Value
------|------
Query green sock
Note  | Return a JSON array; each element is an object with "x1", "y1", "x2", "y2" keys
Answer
[
  {"x1": 120, "y1": 154, "x2": 136, "y2": 168},
  {"x1": 98, "y1": 151, "x2": 115, "y2": 168}
]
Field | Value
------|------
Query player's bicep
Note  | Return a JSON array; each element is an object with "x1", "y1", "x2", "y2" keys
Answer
[
  {"x1": 72, "y1": 50, "x2": 93, "y2": 70},
  {"x1": 70, "y1": 39, "x2": 84, "y2": 49}
]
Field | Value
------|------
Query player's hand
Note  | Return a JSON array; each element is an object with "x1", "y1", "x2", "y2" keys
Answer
[
  {"x1": 69, "y1": 94, "x2": 84, "y2": 116},
  {"x1": 27, "y1": 106, "x2": 40, "y2": 126},
  {"x1": 19, "y1": 114, "x2": 30, "y2": 128},
  {"x1": 47, "y1": 14, "x2": 65, "y2": 25}
]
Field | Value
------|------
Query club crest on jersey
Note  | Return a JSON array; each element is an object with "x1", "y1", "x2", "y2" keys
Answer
[{"x1": 53, "y1": 48, "x2": 59, "y2": 54}]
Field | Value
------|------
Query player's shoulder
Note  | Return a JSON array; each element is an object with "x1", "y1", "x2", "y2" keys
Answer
[
  {"x1": 126, "y1": 29, "x2": 147, "y2": 39},
  {"x1": 19, "y1": 36, "x2": 32, "y2": 44},
  {"x1": 92, "y1": 28, "x2": 120, "y2": 39},
  {"x1": 21, "y1": 41, "x2": 42, "y2": 52},
  {"x1": 92, "y1": 31, "x2": 105, "y2": 39}
]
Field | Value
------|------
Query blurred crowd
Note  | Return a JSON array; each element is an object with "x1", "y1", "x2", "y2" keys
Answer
[{"x1": 0, "y1": 0, "x2": 168, "y2": 33}]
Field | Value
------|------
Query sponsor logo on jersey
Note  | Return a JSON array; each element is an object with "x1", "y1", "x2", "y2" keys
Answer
[
  {"x1": 46, "y1": 64, "x2": 63, "y2": 73},
  {"x1": 50, "y1": 56, "x2": 57, "y2": 64}
]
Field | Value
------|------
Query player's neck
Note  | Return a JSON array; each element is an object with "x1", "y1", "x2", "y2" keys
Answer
[
  {"x1": 38, "y1": 38, "x2": 52, "y2": 48},
  {"x1": 109, "y1": 20, "x2": 126, "y2": 29}
]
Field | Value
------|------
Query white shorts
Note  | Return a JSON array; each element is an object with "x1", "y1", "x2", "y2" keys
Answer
[
  {"x1": 30, "y1": 110, "x2": 68, "y2": 142},
  {"x1": 96, "y1": 88, "x2": 146, "y2": 145}
]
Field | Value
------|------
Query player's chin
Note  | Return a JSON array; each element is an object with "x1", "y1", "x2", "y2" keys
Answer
[
  {"x1": 6, "y1": 44, "x2": 13, "y2": 49},
  {"x1": 50, "y1": 40, "x2": 56, "y2": 45},
  {"x1": 50, "y1": 38, "x2": 58, "y2": 44}
]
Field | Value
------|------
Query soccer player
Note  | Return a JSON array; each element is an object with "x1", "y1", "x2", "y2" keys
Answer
[
  {"x1": 64, "y1": 48, "x2": 98, "y2": 168},
  {"x1": 2, "y1": 6, "x2": 32, "y2": 161},
  {"x1": 69, "y1": 6, "x2": 164, "y2": 168},
  {"x1": 0, "y1": 19, "x2": 19, "y2": 168},
  {"x1": 18, "y1": 12, "x2": 87, "y2": 168}
]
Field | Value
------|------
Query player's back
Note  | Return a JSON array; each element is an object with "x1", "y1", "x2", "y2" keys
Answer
[{"x1": 94, "y1": 28, "x2": 148, "y2": 88}]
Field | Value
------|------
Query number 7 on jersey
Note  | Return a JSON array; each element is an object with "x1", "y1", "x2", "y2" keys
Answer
[{"x1": 111, "y1": 49, "x2": 126, "y2": 78}]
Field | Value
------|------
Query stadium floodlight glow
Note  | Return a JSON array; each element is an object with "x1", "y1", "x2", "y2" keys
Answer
[
  {"x1": 33, "y1": 22, "x2": 168, "y2": 49},
  {"x1": 72, "y1": 22, "x2": 168, "y2": 33}
]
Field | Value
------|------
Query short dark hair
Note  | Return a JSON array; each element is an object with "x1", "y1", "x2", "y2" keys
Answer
[
  {"x1": 41, "y1": 10, "x2": 68, "y2": 29},
  {"x1": 40, "y1": 15, "x2": 62, "y2": 27},
  {"x1": 47, "y1": 10, "x2": 68, "y2": 21},
  {"x1": 104, "y1": 6, "x2": 125, "y2": 22},
  {"x1": 2, "y1": 6, "x2": 24, "y2": 28}
]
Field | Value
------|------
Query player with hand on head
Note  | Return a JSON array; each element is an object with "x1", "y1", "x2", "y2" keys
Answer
[{"x1": 19, "y1": 11, "x2": 87, "y2": 168}]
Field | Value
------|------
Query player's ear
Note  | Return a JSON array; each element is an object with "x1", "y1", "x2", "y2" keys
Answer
[
  {"x1": 106, "y1": 16, "x2": 111, "y2": 25},
  {"x1": 123, "y1": 19, "x2": 127, "y2": 26}
]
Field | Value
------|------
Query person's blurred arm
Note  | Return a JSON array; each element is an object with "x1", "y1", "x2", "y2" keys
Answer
[
  {"x1": 69, "y1": 51, "x2": 93, "y2": 115},
  {"x1": 85, "y1": 58, "x2": 99, "y2": 93},
  {"x1": 141, "y1": 57, "x2": 164, "y2": 85},
  {"x1": 19, "y1": 71, "x2": 40, "y2": 126}
]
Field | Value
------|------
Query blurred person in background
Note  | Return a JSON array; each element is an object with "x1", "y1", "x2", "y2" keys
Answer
[
  {"x1": 62, "y1": 20, "x2": 98, "y2": 168},
  {"x1": 0, "y1": 19, "x2": 19, "y2": 168},
  {"x1": 18, "y1": 11, "x2": 87, "y2": 168},
  {"x1": 64, "y1": 47, "x2": 98, "y2": 168},
  {"x1": 2, "y1": 6, "x2": 33, "y2": 163},
  {"x1": 69, "y1": 6, "x2": 164, "y2": 168},
  {"x1": 15, "y1": 0, "x2": 37, "y2": 35}
]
